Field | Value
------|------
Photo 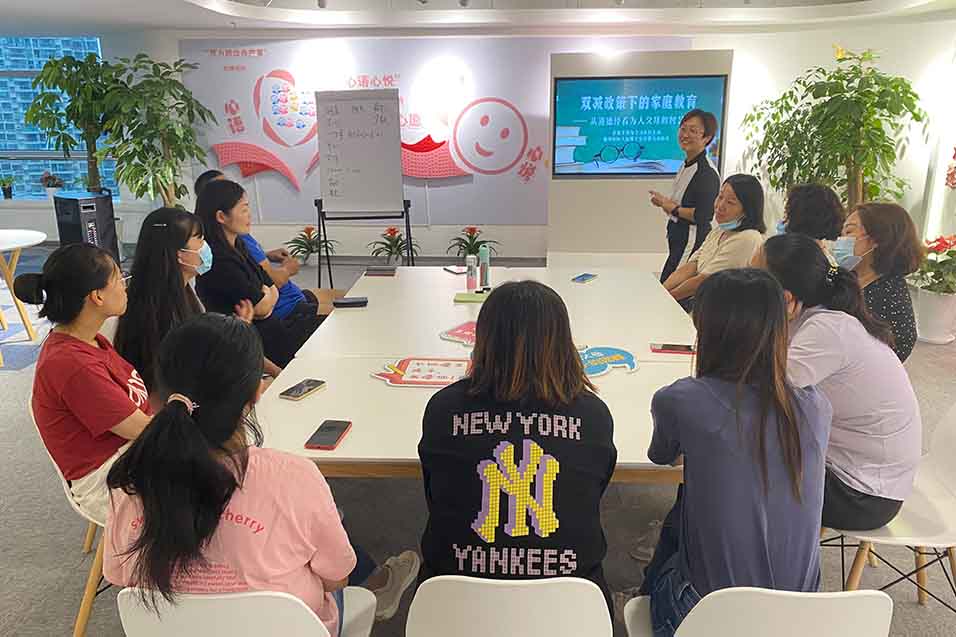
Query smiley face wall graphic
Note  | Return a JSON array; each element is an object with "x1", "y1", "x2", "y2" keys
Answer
[{"x1": 451, "y1": 98, "x2": 529, "y2": 176}]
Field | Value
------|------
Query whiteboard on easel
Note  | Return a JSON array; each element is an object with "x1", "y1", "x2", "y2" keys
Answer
[{"x1": 315, "y1": 89, "x2": 404, "y2": 215}]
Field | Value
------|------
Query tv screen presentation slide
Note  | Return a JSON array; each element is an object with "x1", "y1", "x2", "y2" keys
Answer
[{"x1": 552, "y1": 75, "x2": 727, "y2": 177}]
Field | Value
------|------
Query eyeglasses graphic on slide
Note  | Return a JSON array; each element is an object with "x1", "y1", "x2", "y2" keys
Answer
[{"x1": 592, "y1": 142, "x2": 645, "y2": 167}]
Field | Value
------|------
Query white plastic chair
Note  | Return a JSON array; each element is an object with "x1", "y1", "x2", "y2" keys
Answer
[
  {"x1": 405, "y1": 576, "x2": 612, "y2": 637},
  {"x1": 117, "y1": 587, "x2": 376, "y2": 637},
  {"x1": 623, "y1": 588, "x2": 893, "y2": 637},
  {"x1": 839, "y1": 403, "x2": 956, "y2": 610},
  {"x1": 28, "y1": 397, "x2": 105, "y2": 637}
]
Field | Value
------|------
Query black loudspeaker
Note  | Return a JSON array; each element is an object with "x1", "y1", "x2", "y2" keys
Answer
[{"x1": 53, "y1": 189, "x2": 120, "y2": 263}]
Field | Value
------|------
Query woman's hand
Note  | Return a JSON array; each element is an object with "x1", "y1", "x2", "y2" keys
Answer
[{"x1": 234, "y1": 299, "x2": 255, "y2": 324}]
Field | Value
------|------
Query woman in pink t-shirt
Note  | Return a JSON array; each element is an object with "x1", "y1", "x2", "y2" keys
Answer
[{"x1": 104, "y1": 314, "x2": 419, "y2": 635}]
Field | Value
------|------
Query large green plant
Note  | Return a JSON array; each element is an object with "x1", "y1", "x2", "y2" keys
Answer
[
  {"x1": 24, "y1": 53, "x2": 121, "y2": 191},
  {"x1": 743, "y1": 47, "x2": 925, "y2": 208},
  {"x1": 102, "y1": 54, "x2": 215, "y2": 207}
]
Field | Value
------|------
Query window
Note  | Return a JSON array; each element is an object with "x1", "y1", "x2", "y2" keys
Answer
[{"x1": 0, "y1": 37, "x2": 118, "y2": 199}]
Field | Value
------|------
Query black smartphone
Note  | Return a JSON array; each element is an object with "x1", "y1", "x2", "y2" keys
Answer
[
  {"x1": 305, "y1": 420, "x2": 352, "y2": 450},
  {"x1": 333, "y1": 297, "x2": 368, "y2": 308},
  {"x1": 650, "y1": 343, "x2": 696, "y2": 355},
  {"x1": 279, "y1": 378, "x2": 327, "y2": 401}
]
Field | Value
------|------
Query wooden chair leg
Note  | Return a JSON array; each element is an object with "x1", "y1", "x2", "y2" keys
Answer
[
  {"x1": 949, "y1": 547, "x2": 956, "y2": 578},
  {"x1": 868, "y1": 552, "x2": 879, "y2": 568},
  {"x1": 845, "y1": 541, "x2": 872, "y2": 591},
  {"x1": 73, "y1": 533, "x2": 105, "y2": 637},
  {"x1": 916, "y1": 547, "x2": 929, "y2": 605},
  {"x1": 82, "y1": 522, "x2": 97, "y2": 554}
]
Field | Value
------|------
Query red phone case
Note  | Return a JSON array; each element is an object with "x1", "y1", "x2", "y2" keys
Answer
[{"x1": 305, "y1": 422, "x2": 352, "y2": 450}]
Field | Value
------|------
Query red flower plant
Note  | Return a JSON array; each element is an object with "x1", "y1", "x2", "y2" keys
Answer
[
  {"x1": 463, "y1": 226, "x2": 480, "y2": 237},
  {"x1": 926, "y1": 235, "x2": 956, "y2": 254},
  {"x1": 384, "y1": 227, "x2": 400, "y2": 238}
]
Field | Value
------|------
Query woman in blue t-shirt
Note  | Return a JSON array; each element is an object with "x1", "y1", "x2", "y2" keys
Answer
[{"x1": 640, "y1": 268, "x2": 832, "y2": 637}]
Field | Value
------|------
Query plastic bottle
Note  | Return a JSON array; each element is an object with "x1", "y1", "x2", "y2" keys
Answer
[
  {"x1": 478, "y1": 244, "x2": 491, "y2": 289},
  {"x1": 466, "y1": 254, "x2": 478, "y2": 291}
]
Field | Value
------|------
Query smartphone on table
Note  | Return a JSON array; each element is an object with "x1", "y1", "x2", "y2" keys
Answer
[
  {"x1": 279, "y1": 378, "x2": 327, "y2": 401},
  {"x1": 571, "y1": 273, "x2": 598, "y2": 284},
  {"x1": 305, "y1": 420, "x2": 352, "y2": 450},
  {"x1": 650, "y1": 343, "x2": 696, "y2": 355},
  {"x1": 333, "y1": 296, "x2": 369, "y2": 308}
]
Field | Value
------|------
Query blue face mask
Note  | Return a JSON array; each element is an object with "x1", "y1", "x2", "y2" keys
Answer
[
  {"x1": 832, "y1": 236, "x2": 860, "y2": 270},
  {"x1": 717, "y1": 217, "x2": 743, "y2": 231},
  {"x1": 776, "y1": 220, "x2": 787, "y2": 235},
  {"x1": 180, "y1": 241, "x2": 214, "y2": 276}
]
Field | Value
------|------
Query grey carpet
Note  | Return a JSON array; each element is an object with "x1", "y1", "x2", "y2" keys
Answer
[{"x1": 1, "y1": 256, "x2": 954, "y2": 636}]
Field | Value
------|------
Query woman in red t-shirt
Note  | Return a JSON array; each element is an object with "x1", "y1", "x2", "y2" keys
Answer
[{"x1": 15, "y1": 243, "x2": 152, "y2": 524}]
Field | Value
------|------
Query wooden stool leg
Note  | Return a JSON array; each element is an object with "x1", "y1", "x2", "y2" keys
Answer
[
  {"x1": 949, "y1": 547, "x2": 956, "y2": 578},
  {"x1": 73, "y1": 533, "x2": 105, "y2": 637},
  {"x1": 868, "y1": 552, "x2": 879, "y2": 568},
  {"x1": 845, "y1": 541, "x2": 872, "y2": 590},
  {"x1": 916, "y1": 547, "x2": 929, "y2": 605},
  {"x1": 82, "y1": 522, "x2": 97, "y2": 554}
]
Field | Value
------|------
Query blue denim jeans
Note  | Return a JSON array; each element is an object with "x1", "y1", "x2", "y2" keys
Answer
[
  {"x1": 647, "y1": 553, "x2": 701, "y2": 637},
  {"x1": 332, "y1": 588, "x2": 344, "y2": 637}
]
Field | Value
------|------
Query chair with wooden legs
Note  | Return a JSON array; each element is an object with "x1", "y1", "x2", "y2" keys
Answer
[
  {"x1": 29, "y1": 398, "x2": 106, "y2": 637},
  {"x1": 832, "y1": 405, "x2": 956, "y2": 612}
]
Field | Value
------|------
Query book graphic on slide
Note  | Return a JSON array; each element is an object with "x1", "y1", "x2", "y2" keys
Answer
[
  {"x1": 555, "y1": 126, "x2": 587, "y2": 166},
  {"x1": 371, "y1": 357, "x2": 472, "y2": 388}
]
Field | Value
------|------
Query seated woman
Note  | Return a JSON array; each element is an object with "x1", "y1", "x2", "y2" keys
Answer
[
  {"x1": 14, "y1": 243, "x2": 151, "y2": 524},
  {"x1": 640, "y1": 268, "x2": 831, "y2": 637},
  {"x1": 757, "y1": 234, "x2": 922, "y2": 531},
  {"x1": 778, "y1": 183, "x2": 845, "y2": 241},
  {"x1": 418, "y1": 280, "x2": 617, "y2": 616},
  {"x1": 838, "y1": 202, "x2": 924, "y2": 362},
  {"x1": 662, "y1": 174, "x2": 766, "y2": 312},
  {"x1": 114, "y1": 207, "x2": 280, "y2": 392},
  {"x1": 195, "y1": 180, "x2": 321, "y2": 367},
  {"x1": 105, "y1": 314, "x2": 419, "y2": 635},
  {"x1": 195, "y1": 169, "x2": 343, "y2": 316}
]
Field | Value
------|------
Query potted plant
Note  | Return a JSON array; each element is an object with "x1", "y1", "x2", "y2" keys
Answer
[
  {"x1": 368, "y1": 227, "x2": 420, "y2": 265},
  {"x1": 447, "y1": 226, "x2": 500, "y2": 259},
  {"x1": 0, "y1": 176, "x2": 13, "y2": 200},
  {"x1": 40, "y1": 171, "x2": 64, "y2": 199},
  {"x1": 25, "y1": 53, "x2": 122, "y2": 191},
  {"x1": 102, "y1": 54, "x2": 216, "y2": 207},
  {"x1": 286, "y1": 226, "x2": 340, "y2": 265},
  {"x1": 909, "y1": 235, "x2": 956, "y2": 344},
  {"x1": 743, "y1": 47, "x2": 925, "y2": 208}
]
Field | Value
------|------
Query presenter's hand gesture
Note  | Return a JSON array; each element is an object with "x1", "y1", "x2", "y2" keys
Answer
[{"x1": 649, "y1": 190, "x2": 667, "y2": 208}]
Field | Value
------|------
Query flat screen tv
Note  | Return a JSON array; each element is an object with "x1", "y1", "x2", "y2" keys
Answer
[{"x1": 552, "y1": 75, "x2": 728, "y2": 177}]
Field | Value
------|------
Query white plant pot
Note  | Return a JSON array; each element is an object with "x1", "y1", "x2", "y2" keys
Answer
[
  {"x1": 914, "y1": 287, "x2": 956, "y2": 345},
  {"x1": 45, "y1": 187, "x2": 60, "y2": 200}
]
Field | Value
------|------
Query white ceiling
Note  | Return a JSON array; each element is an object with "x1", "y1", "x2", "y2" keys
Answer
[{"x1": 1, "y1": 0, "x2": 953, "y2": 34}]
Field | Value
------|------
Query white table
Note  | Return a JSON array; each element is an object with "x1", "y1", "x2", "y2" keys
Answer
[
  {"x1": 257, "y1": 265, "x2": 694, "y2": 483},
  {"x1": 0, "y1": 230, "x2": 47, "y2": 367},
  {"x1": 296, "y1": 266, "x2": 696, "y2": 362}
]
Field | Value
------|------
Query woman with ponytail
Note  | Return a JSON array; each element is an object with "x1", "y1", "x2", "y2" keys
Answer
[
  {"x1": 757, "y1": 234, "x2": 921, "y2": 531},
  {"x1": 16, "y1": 243, "x2": 152, "y2": 524},
  {"x1": 639, "y1": 269, "x2": 830, "y2": 637},
  {"x1": 105, "y1": 314, "x2": 419, "y2": 635}
]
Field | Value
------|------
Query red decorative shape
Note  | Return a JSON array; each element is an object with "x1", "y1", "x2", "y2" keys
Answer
[
  {"x1": 401, "y1": 135, "x2": 445, "y2": 153},
  {"x1": 307, "y1": 151, "x2": 321, "y2": 175},
  {"x1": 401, "y1": 140, "x2": 468, "y2": 179},
  {"x1": 210, "y1": 142, "x2": 301, "y2": 191}
]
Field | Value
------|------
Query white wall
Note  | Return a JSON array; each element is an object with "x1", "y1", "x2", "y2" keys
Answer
[
  {"x1": 49, "y1": 20, "x2": 953, "y2": 258},
  {"x1": 548, "y1": 49, "x2": 733, "y2": 254}
]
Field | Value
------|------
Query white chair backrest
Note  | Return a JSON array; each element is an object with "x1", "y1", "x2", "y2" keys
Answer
[
  {"x1": 117, "y1": 588, "x2": 330, "y2": 637},
  {"x1": 99, "y1": 316, "x2": 118, "y2": 344},
  {"x1": 674, "y1": 587, "x2": 892, "y2": 637},
  {"x1": 28, "y1": 397, "x2": 101, "y2": 527},
  {"x1": 405, "y1": 576, "x2": 612, "y2": 637},
  {"x1": 926, "y1": 403, "x2": 956, "y2": 494}
]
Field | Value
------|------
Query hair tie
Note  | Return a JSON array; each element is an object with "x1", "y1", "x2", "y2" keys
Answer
[
  {"x1": 825, "y1": 265, "x2": 839, "y2": 287},
  {"x1": 167, "y1": 393, "x2": 199, "y2": 415}
]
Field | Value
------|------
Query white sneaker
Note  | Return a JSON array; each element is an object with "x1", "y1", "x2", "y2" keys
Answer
[
  {"x1": 613, "y1": 586, "x2": 644, "y2": 623},
  {"x1": 371, "y1": 550, "x2": 421, "y2": 621},
  {"x1": 629, "y1": 519, "x2": 664, "y2": 562}
]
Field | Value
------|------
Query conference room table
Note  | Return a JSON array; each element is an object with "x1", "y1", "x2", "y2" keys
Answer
[
  {"x1": 0, "y1": 230, "x2": 47, "y2": 368},
  {"x1": 257, "y1": 265, "x2": 695, "y2": 484}
]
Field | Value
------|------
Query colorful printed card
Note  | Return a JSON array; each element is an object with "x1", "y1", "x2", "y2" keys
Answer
[
  {"x1": 372, "y1": 357, "x2": 472, "y2": 388},
  {"x1": 578, "y1": 346, "x2": 638, "y2": 377},
  {"x1": 440, "y1": 321, "x2": 477, "y2": 347}
]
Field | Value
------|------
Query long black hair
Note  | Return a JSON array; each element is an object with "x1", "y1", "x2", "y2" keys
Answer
[
  {"x1": 13, "y1": 243, "x2": 117, "y2": 324},
  {"x1": 195, "y1": 179, "x2": 246, "y2": 255},
  {"x1": 114, "y1": 207, "x2": 205, "y2": 391},
  {"x1": 194, "y1": 169, "x2": 224, "y2": 197},
  {"x1": 694, "y1": 268, "x2": 804, "y2": 501},
  {"x1": 763, "y1": 233, "x2": 894, "y2": 346},
  {"x1": 723, "y1": 174, "x2": 766, "y2": 234},
  {"x1": 107, "y1": 313, "x2": 265, "y2": 608}
]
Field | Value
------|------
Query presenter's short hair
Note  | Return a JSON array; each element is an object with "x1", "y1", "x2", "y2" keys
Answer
[{"x1": 681, "y1": 109, "x2": 718, "y2": 145}]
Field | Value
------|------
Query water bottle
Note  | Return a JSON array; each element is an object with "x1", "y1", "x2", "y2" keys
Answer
[
  {"x1": 466, "y1": 254, "x2": 478, "y2": 291},
  {"x1": 478, "y1": 244, "x2": 491, "y2": 289}
]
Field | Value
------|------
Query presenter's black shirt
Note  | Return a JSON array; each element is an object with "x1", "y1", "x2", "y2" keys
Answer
[
  {"x1": 661, "y1": 151, "x2": 721, "y2": 281},
  {"x1": 418, "y1": 380, "x2": 617, "y2": 611}
]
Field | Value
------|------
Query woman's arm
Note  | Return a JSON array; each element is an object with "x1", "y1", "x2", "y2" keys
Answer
[
  {"x1": 110, "y1": 409, "x2": 152, "y2": 440},
  {"x1": 669, "y1": 272, "x2": 708, "y2": 301},
  {"x1": 662, "y1": 261, "x2": 698, "y2": 291},
  {"x1": 253, "y1": 285, "x2": 279, "y2": 319}
]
